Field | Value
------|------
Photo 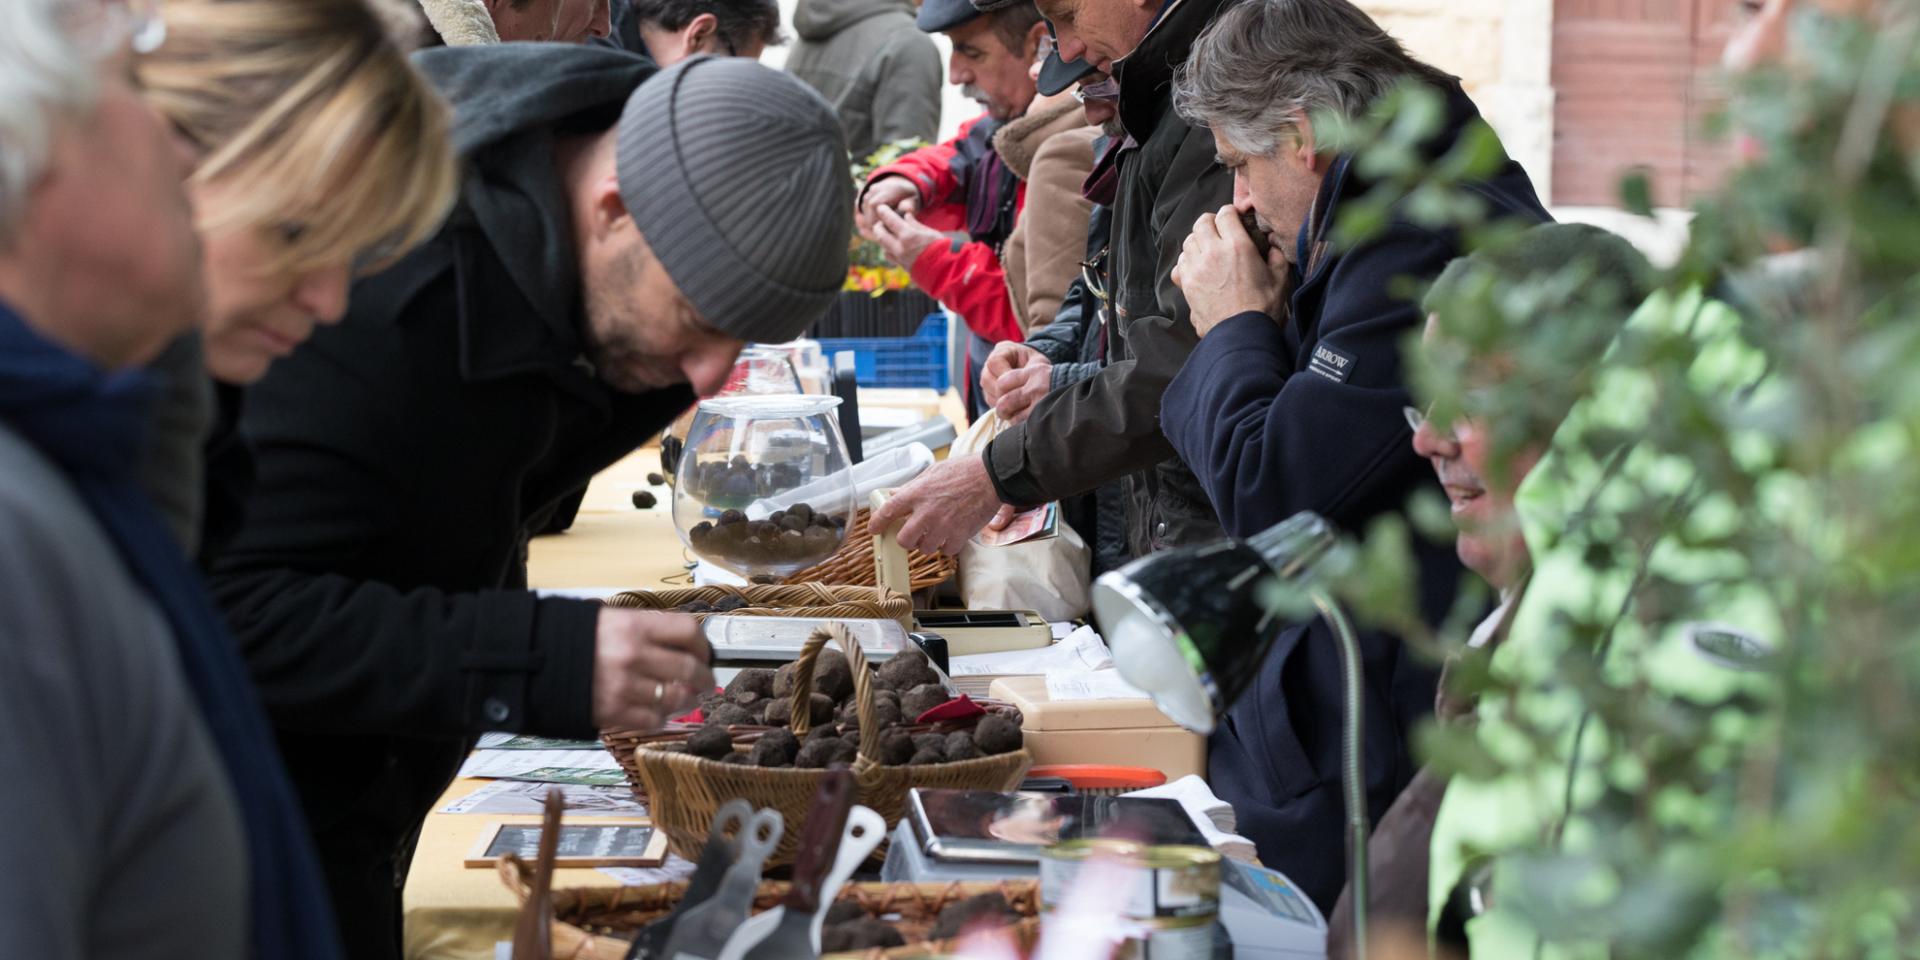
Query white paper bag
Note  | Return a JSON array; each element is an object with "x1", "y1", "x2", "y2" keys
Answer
[{"x1": 952, "y1": 411, "x2": 1093, "y2": 621}]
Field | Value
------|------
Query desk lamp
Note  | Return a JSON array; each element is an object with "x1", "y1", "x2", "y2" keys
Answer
[{"x1": 1091, "y1": 512, "x2": 1371, "y2": 960}]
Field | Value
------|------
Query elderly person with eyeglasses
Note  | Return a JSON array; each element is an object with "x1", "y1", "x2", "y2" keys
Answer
[{"x1": 0, "y1": 1, "x2": 341, "y2": 957}]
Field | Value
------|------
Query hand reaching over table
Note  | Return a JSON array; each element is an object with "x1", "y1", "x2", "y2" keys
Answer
[
  {"x1": 592, "y1": 609, "x2": 713, "y2": 731},
  {"x1": 871, "y1": 454, "x2": 1016, "y2": 557}
]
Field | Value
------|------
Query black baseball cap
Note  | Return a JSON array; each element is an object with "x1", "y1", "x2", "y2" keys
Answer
[
  {"x1": 919, "y1": 0, "x2": 985, "y2": 32},
  {"x1": 1036, "y1": 22, "x2": 1099, "y2": 96}
]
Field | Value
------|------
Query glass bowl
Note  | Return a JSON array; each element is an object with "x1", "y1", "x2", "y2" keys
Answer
[
  {"x1": 671, "y1": 394, "x2": 856, "y2": 581},
  {"x1": 659, "y1": 347, "x2": 804, "y2": 485}
]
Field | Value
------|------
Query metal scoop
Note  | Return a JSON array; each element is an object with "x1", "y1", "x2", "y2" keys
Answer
[{"x1": 625, "y1": 799, "x2": 754, "y2": 960}]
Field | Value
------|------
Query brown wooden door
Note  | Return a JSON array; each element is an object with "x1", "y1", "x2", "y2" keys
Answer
[{"x1": 1551, "y1": 0, "x2": 1740, "y2": 207}]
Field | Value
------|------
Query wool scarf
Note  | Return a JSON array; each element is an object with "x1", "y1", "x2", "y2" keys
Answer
[{"x1": 0, "y1": 302, "x2": 342, "y2": 960}]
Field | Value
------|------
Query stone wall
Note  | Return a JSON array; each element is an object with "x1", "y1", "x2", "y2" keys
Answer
[{"x1": 1360, "y1": 0, "x2": 1556, "y2": 198}]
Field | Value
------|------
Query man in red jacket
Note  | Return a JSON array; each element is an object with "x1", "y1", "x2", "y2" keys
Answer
[{"x1": 855, "y1": 0, "x2": 1046, "y2": 414}]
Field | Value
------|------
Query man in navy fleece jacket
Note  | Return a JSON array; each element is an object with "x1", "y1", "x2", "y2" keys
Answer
[
  {"x1": 1164, "y1": 1, "x2": 1549, "y2": 541},
  {"x1": 1156, "y1": 0, "x2": 1552, "y2": 911}
]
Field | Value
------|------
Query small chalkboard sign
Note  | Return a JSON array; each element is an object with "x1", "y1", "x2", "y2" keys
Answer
[{"x1": 465, "y1": 822, "x2": 667, "y2": 868}]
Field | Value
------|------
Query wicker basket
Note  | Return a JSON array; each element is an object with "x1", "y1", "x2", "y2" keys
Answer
[
  {"x1": 633, "y1": 624, "x2": 1030, "y2": 868},
  {"x1": 603, "y1": 583, "x2": 912, "y2": 632},
  {"x1": 782, "y1": 508, "x2": 956, "y2": 592},
  {"x1": 500, "y1": 858, "x2": 1042, "y2": 960}
]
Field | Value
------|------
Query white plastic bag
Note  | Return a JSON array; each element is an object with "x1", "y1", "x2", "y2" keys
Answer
[{"x1": 952, "y1": 412, "x2": 1093, "y2": 621}]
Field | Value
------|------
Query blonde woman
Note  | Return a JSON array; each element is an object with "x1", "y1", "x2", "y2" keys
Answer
[{"x1": 136, "y1": 0, "x2": 458, "y2": 560}]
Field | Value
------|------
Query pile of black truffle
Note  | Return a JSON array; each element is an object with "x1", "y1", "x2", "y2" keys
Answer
[
  {"x1": 818, "y1": 891, "x2": 1025, "y2": 952},
  {"x1": 687, "y1": 503, "x2": 845, "y2": 570},
  {"x1": 670, "y1": 594, "x2": 752, "y2": 615},
  {"x1": 676, "y1": 648, "x2": 1023, "y2": 768},
  {"x1": 686, "y1": 454, "x2": 805, "y2": 505}
]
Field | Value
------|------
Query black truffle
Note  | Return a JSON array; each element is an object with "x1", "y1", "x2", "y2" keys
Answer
[
  {"x1": 703, "y1": 702, "x2": 754, "y2": 728},
  {"x1": 773, "y1": 651, "x2": 851, "y2": 702},
  {"x1": 911, "y1": 733, "x2": 947, "y2": 762},
  {"x1": 711, "y1": 594, "x2": 750, "y2": 613},
  {"x1": 821, "y1": 918, "x2": 905, "y2": 952},
  {"x1": 724, "y1": 668, "x2": 776, "y2": 700},
  {"x1": 804, "y1": 722, "x2": 842, "y2": 743},
  {"x1": 973, "y1": 714, "x2": 1023, "y2": 755},
  {"x1": 876, "y1": 649, "x2": 938, "y2": 692},
  {"x1": 901, "y1": 683, "x2": 952, "y2": 721},
  {"x1": 908, "y1": 748, "x2": 945, "y2": 766},
  {"x1": 795, "y1": 736, "x2": 854, "y2": 769},
  {"x1": 811, "y1": 650, "x2": 855, "y2": 703},
  {"x1": 761, "y1": 697, "x2": 792, "y2": 727},
  {"x1": 928, "y1": 892, "x2": 1018, "y2": 941},
  {"x1": 802, "y1": 693, "x2": 836, "y2": 727},
  {"x1": 631, "y1": 490, "x2": 657, "y2": 509},
  {"x1": 772, "y1": 661, "x2": 800, "y2": 699},
  {"x1": 646, "y1": 472, "x2": 665, "y2": 486},
  {"x1": 875, "y1": 727, "x2": 915, "y2": 765},
  {"x1": 943, "y1": 730, "x2": 981, "y2": 762},
  {"x1": 683, "y1": 725, "x2": 735, "y2": 761},
  {"x1": 719, "y1": 751, "x2": 750, "y2": 765},
  {"x1": 749, "y1": 728, "x2": 799, "y2": 767},
  {"x1": 823, "y1": 901, "x2": 866, "y2": 925}
]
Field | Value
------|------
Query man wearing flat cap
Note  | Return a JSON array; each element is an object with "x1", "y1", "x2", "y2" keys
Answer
[
  {"x1": 856, "y1": 0, "x2": 1050, "y2": 414},
  {"x1": 203, "y1": 45, "x2": 852, "y2": 958}
]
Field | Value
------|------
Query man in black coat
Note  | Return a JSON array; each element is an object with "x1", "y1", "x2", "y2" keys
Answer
[
  {"x1": 1162, "y1": 0, "x2": 1551, "y2": 910},
  {"x1": 872, "y1": 0, "x2": 1233, "y2": 559},
  {"x1": 206, "y1": 47, "x2": 852, "y2": 958}
]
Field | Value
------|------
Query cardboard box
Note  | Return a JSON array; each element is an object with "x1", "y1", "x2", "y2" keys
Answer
[{"x1": 988, "y1": 675, "x2": 1206, "y2": 781}]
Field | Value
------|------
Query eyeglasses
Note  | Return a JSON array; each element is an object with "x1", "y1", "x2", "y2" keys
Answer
[
  {"x1": 1075, "y1": 75, "x2": 1120, "y2": 104},
  {"x1": 1079, "y1": 246, "x2": 1110, "y2": 304},
  {"x1": 1402, "y1": 404, "x2": 1458, "y2": 444}
]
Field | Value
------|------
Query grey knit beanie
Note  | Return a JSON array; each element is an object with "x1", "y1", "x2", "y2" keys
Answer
[{"x1": 615, "y1": 56, "x2": 853, "y2": 343}]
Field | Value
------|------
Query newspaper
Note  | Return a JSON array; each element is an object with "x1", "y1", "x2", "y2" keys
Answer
[
  {"x1": 474, "y1": 733, "x2": 602, "y2": 750},
  {"x1": 458, "y1": 747, "x2": 621, "y2": 781},
  {"x1": 441, "y1": 780, "x2": 647, "y2": 818}
]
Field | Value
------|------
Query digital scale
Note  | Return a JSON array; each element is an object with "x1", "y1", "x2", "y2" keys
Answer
[
  {"x1": 912, "y1": 609, "x2": 1053, "y2": 655},
  {"x1": 699, "y1": 615, "x2": 913, "y2": 662}
]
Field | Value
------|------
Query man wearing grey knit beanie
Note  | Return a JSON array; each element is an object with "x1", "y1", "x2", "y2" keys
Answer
[{"x1": 203, "y1": 45, "x2": 852, "y2": 958}]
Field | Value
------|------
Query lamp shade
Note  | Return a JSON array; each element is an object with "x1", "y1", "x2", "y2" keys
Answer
[{"x1": 1090, "y1": 513, "x2": 1338, "y2": 734}]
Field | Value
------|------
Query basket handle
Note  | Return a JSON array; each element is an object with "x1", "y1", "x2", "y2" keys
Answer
[{"x1": 788, "y1": 624, "x2": 879, "y2": 767}]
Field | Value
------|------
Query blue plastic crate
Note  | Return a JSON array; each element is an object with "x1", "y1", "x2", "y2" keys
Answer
[{"x1": 817, "y1": 313, "x2": 950, "y2": 391}]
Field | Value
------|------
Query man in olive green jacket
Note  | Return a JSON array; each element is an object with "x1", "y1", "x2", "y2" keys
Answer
[{"x1": 785, "y1": 0, "x2": 942, "y2": 160}]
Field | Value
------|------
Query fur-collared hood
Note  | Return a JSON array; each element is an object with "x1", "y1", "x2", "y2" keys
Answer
[
  {"x1": 992, "y1": 93, "x2": 1090, "y2": 182},
  {"x1": 416, "y1": 0, "x2": 498, "y2": 45}
]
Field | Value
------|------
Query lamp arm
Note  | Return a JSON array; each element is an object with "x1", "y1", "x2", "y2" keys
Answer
[{"x1": 1312, "y1": 589, "x2": 1368, "y2": 960}]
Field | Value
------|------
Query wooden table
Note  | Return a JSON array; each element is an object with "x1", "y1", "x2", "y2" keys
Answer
[{"x1": 402, "y1": 388, "x2": 961, "y2": 960}]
